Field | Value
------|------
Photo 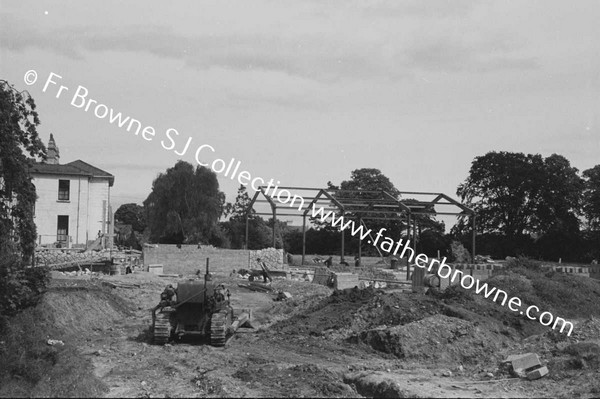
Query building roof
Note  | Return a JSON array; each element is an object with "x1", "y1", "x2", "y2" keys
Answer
[{"x1": 30, "y1": 159, "x2": 115, "y2": 186}]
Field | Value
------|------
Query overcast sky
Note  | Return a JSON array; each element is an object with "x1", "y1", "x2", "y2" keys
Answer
[{"x1": 1, "y1": 0, "x2": 599, "y2": 227}]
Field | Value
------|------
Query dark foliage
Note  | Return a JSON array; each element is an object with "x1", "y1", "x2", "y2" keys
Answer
[
  {"x1": 453, "y1": 151, "x2": 600, "y2": 262},
  {"x1": 220, "y1": 185, "x2": 272, "y2": 249},
  {"x1": 0, "y1": 80, "x2": 46, "y2": 262},
  {"x1": 143, "y1": 161, "x2": 225, "y2": 244},
  {"x1": 0, "y1": 252, "x2": 50, "y2": 316},
  {"x1": 114, "y1": 203, "x2": 146, "y2": 232}
]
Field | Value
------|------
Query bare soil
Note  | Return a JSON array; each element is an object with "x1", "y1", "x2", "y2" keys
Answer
[{"x1": 4, "y1": 269, "x2": 599, "y2": 398}]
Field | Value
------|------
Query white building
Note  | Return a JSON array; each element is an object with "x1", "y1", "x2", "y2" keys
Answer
[{"x1": 30, "y1": 134, "x2": 114, "y2": 247}]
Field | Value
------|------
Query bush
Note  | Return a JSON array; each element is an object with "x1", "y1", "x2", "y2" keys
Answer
[
  {"x1": 0, "y1": 253, "x2": 50, "y2": 316},
  {"x1": 438, "y1": 285, "x2": 473, "y2": 302},
  {"x1": 504, "y1": 256, "x2": 542, "y2": 272},
  {"x1": 0, "y1": 306, "x2": 107, "y2": 397}
]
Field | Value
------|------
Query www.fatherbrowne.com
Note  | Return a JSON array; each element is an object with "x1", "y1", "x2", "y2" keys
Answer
[{"x1": 309, "y1": 204, "x2": 575, "y2": 336}]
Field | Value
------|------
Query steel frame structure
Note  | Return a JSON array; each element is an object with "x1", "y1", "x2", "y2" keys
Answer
[{"x1": 245, "y1": 186, "x2": 476, "y2": 269}]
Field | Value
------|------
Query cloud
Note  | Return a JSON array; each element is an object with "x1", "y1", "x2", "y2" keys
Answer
[
  {"x1": 1, "y1": 9, "x2": 538, "y2": 82},
  {"x1": 357, "y1": 0, "x2": 478, "y2": 19},
  {"x1": 404, "y1": 38, "x2": 539, "y2": 72}
]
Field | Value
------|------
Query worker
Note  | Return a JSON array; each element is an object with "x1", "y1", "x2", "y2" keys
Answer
[
  {"x1": 214, "y1": 284, "x2": 229, "y2": 302},
  {"x1": 256, "y1": 258, "x2": 272, "y2": 283},
  {"x1": 324, "y1": 256, "x2": 333, "y2": 267},
  {"x1": 354, "y1": 255, "x2": 360, "y2": 267},
  {"x1": 159, "y1": 284, "x2": 177, "y2": 307}
]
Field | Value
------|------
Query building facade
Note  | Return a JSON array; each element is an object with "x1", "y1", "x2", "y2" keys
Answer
[{"x1": 30, "y1": 134, "x2": 114, "y2": 247}]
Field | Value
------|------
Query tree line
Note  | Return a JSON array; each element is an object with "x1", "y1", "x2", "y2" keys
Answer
[
  {"x1": 2, "y1": 77, "x2": 598, "y2": 271},
  {"x1": 454, "y1": 152, "x2": 600, "y2": 262},
  {"x1": 117, "y1": 154, "x2": 600, "y2": 264}
]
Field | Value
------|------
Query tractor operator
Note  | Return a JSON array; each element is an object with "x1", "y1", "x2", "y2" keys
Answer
[{"x1": 159, "y1": 284, "x2": 177, "y2": 307}]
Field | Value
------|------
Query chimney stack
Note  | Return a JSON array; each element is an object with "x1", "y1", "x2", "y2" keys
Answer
[{"x1": 47, "y1": 133, "x2": 60, "y2": 164}]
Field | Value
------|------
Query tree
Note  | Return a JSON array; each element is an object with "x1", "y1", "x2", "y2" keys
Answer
[
  {"x1": 455, "y1": 151, "x2": 584, "y2": 260},
  {"x1": 583, "y1": 165, "x2": 600, "y2": 230},
  {"x1": 0, "y1": 80, "x2": 46, "y2": 262},
  {"x1": 325, "y1": 168, "x2": 444, "y2": 252},
  {"x1": 330, "y1": 168, "x2": 403, "y2": 238},
  {"x1": 456, "y1": 152, "x2": 583, "y2": 237},
  {"x1": 457, "y1": 152, "x2": 543, "y2": 237},
  {"x1": 114, "y1": 203, "x2": 146, "y2": 232},
  {"x1": 221, "y1": 185, "x2": 271, "y2": 249},
  {"x1": 143, "y1": 161, "x2": 225, "y2": 244},
  {"x1": 338, "y1": 169, "x2": 399, "y2": 195},
  {"x1": 228, "y1": 185, "x2": 254, "y2": 221},
  {"x1": 536, "y1": 154, "x2": 583, "y2": 234}
]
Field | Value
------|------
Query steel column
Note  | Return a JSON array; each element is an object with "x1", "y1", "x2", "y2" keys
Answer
[
  {"x1": 472, "y1": 214, "x2": 477, "y2": 264},
  {"x1": 340, "y1": 211, "x2": 345, "y2": 263},
  {"x1": 302, "y1": 214, "x2": 306, "y2": 265},
  {"x1": 245, "y1": 213, "x2": 249, "y2": 250},
  {"x1": 272, "y1": 205, "x2": 277, "y2": 248},
  {"x1": 357, "y1": 216, "x2": 362, "y2": 266}
]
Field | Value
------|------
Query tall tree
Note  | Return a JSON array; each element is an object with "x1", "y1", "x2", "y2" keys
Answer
[
  {"x1": 456, "y1": 151, "x2": 583, "y2": 237},
  {"x1": 583, "y1": 165, "x2": 600, "y2": 230},
  {"x1": 0, "y1": 80, "x2": 46, "y2": 262},
  {"x1": 327, "y1": 168, "x2": 443, "y2": 244},
  {"x1": 332, "y1": 168, "x2": 400, "y2": 230},
  {"x1": 143, "y1": 161, "x2": 225, "y2": 244},
  {"x1": 537, "y1": 154, "x2": 583, "y2": 233}
]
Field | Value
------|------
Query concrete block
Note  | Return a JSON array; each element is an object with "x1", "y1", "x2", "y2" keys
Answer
[
  {"x1": 333, "y1": 272, "x2": 359, "y2": 290},
  {"x1": 526, "y1": 366, "x2": 548, "y2": 380},
  {"x1": 508, "y1": 353, "x2": 541, "y2": 377},
  {"x1": 148, "y1": 264, "x2": 164, "y2": 275}
]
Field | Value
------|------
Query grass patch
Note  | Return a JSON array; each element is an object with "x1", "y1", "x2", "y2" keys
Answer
[
  {"x1": 0, "y1": 306, "x2": 107, "y2": 398},
  {"x1": 0, "y1": 281, "x2": 133, "y2": 397},
  {"x1": 489, "y1": 264, "x2": 600, "y2": 320}
]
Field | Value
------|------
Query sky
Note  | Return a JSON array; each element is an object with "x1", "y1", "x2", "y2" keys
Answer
[{"x1": 1, "y1": 0, "x2": 599, "y2": 228}]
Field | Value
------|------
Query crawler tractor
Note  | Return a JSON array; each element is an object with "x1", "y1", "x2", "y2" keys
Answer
[{"x1": 152, "y1": 263, "x2": 249, "y2": 347}]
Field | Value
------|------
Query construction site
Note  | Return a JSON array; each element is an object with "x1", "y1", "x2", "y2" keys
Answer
[
  {"x1": 2, "y1": 2, "x2": 599, "y2": 396},
  {"x1": 2, "y1": 225, "x2": 600, "y2": 398}
]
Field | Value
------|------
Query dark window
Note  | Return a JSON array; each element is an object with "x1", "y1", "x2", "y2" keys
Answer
[
  {"x1": 58, "y1": 180, "x2": 70, "y2": 201},
  {"x1": 57, "y1": 215, "x2": 69, "y2": 243}
]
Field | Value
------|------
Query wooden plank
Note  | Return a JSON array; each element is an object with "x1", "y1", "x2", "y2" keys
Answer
[
  {"x1": 357, "y1": 278, "x2": 411, "y2": 285},
  {"x1": 231, "y1": 312, "x2": 250, "y2": 331}
]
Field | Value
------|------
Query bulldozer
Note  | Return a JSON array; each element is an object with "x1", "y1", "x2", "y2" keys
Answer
[{"x1": 152, "y1": 263, "x2": 250, "y2": 347}]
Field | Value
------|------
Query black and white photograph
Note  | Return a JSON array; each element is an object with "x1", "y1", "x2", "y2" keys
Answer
[{"x1": 1, "y1": 1, "x2": 599, "y2": 397}]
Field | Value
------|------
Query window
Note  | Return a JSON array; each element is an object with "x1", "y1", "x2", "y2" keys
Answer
[
  {"x1": 58, "y1": 179, "x2": 70, "y2": 201},
  {"x1": 57, "y1": 215, "x2": 69, "y2": 243}
]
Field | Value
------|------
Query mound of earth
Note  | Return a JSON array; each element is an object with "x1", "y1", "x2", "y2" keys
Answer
[
  {"x1": 350, "y1": 314, "x2": 513, "y2": 366},
  {"x1": 272, "y1": 287, "x2": 446, "y2": 336}
]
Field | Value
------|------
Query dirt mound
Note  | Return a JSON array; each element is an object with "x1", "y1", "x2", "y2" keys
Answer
[
  {"x1": 351, "y1": 314, "x2": 513, "y2": 366},
  {"x1": 272, "y1": 287, "x2": 445, "y2": 337}
]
